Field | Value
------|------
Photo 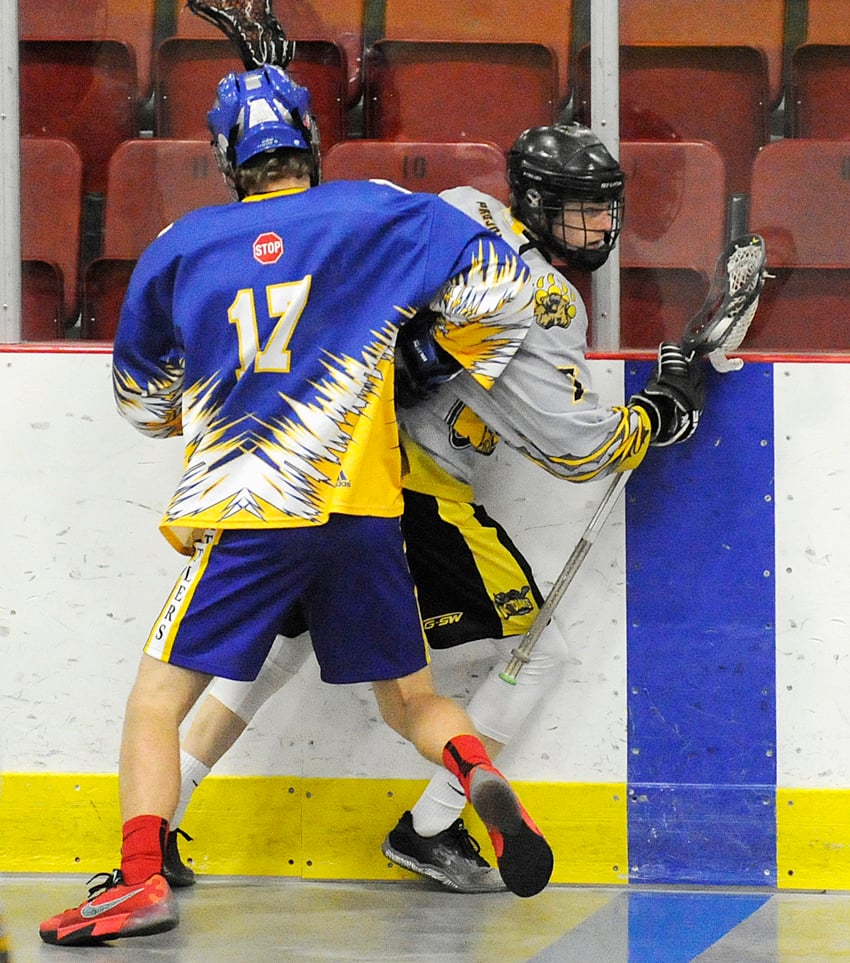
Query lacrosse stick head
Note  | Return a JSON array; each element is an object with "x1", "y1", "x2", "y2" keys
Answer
[
  {"x1": 208, "y1": 64, "x2": 320, "y2": 187},
  {"x1": 188, "y1": 0, "x2": 294, "y2": 70},
  {"x1": 681, "y1": 233, "x2": 767, "y2": 365},
  {"x1": 508, "y1": 123, "x2": 625, "y2": 271}
]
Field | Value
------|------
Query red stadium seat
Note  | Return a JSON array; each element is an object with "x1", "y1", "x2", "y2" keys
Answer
[
  {"x1": 618, "y1": 0, "x2": 787, "y2": 109},
  {"x1": 575, "y1": 141, "x2": 728, "y2": 349},
  {"x1": 323, "y1": 140, "x2": 509, "y2": 202},
  {"x1": 21, "y1": 261, "x2": 65, "y2": 342},
  {"x1": 789, "y1": 45, "x2": 850, "y2": 139},
  {"x1": 749, "y1": 0, "x2": 850, "y2": 139},
  {"x1": 575, "y1": 43, "x2": 769, "y2": 199},
  {"x1": 747, "y1": 139, "x2": 850, "y2": 351},
  {"x1": 18, "y1": 0, "x2": 158, "y2": 100},
  {"x1": 81, "y1": 139, "x2": 232, "y2": 340},
  {"x1": 20, "y1": 137, "x2": 85, "y2": 339},
  {"x1": 167, "y1": 0, "x2": 365, "y2": 104},
  {"x1": 800, "y1": 0, "x2": 850, "y2": 43},
  {"x1": 19, "y1": 40, "x2": 140, "y2": 196},
  {"x1": 170, "y1": 0, "x2": 366, "y2": 104},
  {"x1": 380, "y1": 0, "x2": 574, "y2": 106},
  {"x1": 155, "y1": 37, "x2": 347, "y2": 148},
  {"x1": 363, "y1": 40, "x2": 558, "y2": 152},
  {"x1": 619, "y1": 139, "x2": 728, "y2": 349}
]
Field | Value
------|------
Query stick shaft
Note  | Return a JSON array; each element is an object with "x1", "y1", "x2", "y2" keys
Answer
[
  {"x1": 498, "y1": 234, "x2": 766, "y2": 684},
  {"x1": 500, "y1": 469, "x2": 631, "y2": 683}
]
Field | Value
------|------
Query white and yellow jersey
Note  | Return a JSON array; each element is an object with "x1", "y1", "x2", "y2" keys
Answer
[{"x1": 400, "y1": 186, "x2": 652, "y2": 496}]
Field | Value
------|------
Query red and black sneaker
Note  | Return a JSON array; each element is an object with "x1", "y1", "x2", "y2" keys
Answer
[
  {"x1": 467, "y1": 765, "x2": 554, "y2": 898},
  {"x1": 39, "y1": 870, "x2": 178, "y2": 946}
]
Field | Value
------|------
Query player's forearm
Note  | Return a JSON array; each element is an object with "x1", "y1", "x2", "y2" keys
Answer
[
  {"x1": 431, "y1": 240, "x2": 534, "y2": 390},
  {"x1": 112, "y1": 359, "x2": 184, "y2": 437}
]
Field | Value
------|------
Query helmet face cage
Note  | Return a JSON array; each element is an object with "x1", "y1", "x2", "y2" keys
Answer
[
  {"x1": 509, "y1": 124, "x2": 626, "y2": 271},
  {"x1": 208, "y1": 64, "x2": 320, "y2": 189},
  {"x1": 521, "y1": 189, "x2": 624, "y2": 271}
]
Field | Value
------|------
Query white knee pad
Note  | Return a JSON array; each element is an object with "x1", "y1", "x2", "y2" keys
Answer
[
  {"x1": 207, "y1": 632, "x2": 312, "y2": 724},
  {"x1": 467, "y1": 618, "x2": 569, "y2": 746}
]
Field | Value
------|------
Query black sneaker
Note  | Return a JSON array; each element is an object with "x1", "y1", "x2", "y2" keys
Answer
[
  {"x1": 381, "y1": 811, "x2": 506, "y2": 893},
  {"x1": 162, "y1": 828, "x2": 196, "y2": 888}
]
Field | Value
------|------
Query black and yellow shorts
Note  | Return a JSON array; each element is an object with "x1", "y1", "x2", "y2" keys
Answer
[{"x1": 400, "y1": 488, "x2": 544, "y2": 650}]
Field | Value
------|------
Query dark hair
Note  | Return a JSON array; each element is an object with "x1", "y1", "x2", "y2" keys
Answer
[{"x1": 233, "y1": 148, "x2": 314, "y2": 196}]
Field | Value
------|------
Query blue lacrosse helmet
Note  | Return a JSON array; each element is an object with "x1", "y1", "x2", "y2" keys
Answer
[{"x1": 208, "y1": 64, "x2": 320, "y2": 184}]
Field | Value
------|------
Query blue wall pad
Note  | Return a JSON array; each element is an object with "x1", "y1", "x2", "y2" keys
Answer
[{"x1": 625, "y1": 361, "x2": 776, "y2": 885}]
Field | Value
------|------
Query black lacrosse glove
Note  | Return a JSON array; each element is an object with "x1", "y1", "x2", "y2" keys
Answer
[
  {"x1": 395, "y1": 309, "x2": 461, "y2": 408},
  {"x1": 629, "y1": 342, "x2": 706, "y2": 447}
]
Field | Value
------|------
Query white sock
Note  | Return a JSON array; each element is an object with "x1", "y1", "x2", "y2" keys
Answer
[
  {"x1": 409, "y1": 769, "x2": 467, "y2": 837},
  {"x1": 171, "y1": 750, "x2": 211, "y2": 830}
]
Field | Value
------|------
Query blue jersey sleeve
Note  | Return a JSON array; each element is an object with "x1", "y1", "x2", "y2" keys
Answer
[{"x1": 112, "y1": 227, "x2": 185, "y2": 438}]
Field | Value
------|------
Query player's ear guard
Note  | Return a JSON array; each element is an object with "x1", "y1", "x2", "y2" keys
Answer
[{"x1": 394, "y1": 310, "x2": 462, "y2": 408}]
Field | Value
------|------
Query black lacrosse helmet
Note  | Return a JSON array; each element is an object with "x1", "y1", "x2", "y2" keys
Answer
[{"x1": 508, "y1": 123, "x2": 625, "y2": 270}]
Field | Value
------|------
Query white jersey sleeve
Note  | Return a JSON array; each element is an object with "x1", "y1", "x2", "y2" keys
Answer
[{"x1": 398, "y1": 187, "x2": 652, "y2": 492}]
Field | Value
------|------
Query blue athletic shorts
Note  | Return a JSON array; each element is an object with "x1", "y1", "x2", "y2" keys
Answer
[{"x1": 143, "y1": 515, "x2": 429, "y2": 684}]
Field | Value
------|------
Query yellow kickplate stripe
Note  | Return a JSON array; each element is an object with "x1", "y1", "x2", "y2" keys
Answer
[
  {"x1": 0, "y1": 773, "x2": 626, "y2": 884},
  {"x1": 777, "y1": 787, "x2": 850, "y2": 891}
]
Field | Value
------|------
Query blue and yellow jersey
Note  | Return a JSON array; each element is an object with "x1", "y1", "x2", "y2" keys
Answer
[{"x1": 112, "y1": 180, "x2": 532, "y2": 552}]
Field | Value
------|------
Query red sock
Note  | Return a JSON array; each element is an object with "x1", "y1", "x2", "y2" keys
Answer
[
  {"x1": 121, "y1": 815, "x2": 168, "y2": 885},
  {"x1": 442, "y1": 734, "x2": 493, "y2": 801}
]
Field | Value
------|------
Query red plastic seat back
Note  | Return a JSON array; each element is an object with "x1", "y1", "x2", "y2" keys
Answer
[
  {"x1": 381, "y1": 0, "x2": 574, "y2": 104},
  {"x1": 576, "y1": 43, "x2": 769, "y2": 199},
  {"x1": 21, "y1": 136, "x2": 85, "y2": 333},
  {"x1": 323, "y1": 140, "x2": 509, "y2": 203},
  {"x1": 20, "y1": 40, "x2": 139, "y2": 195},
  {"x1": 747, "y1": 139, "x2": 850, "y2": 350},
  {"x1": 170, "y1": 0, "x2": 365, "y2": 103},
  {"x1": 364, "y1": 41, "x2": 558, "y2": 152},
  {"x1": 155, "y1": 37, "x2": 347, "y2": 148}
]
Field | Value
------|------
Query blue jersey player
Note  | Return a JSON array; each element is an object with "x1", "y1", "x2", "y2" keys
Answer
[{"x1": 39, "y1": 66, "x2": 554, "y2": 947}]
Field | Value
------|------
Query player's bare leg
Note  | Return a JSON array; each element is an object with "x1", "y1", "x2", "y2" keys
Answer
[
  {"x1": 120, "y1": 656, "x2": 211, "y2": 823},
  {"x1": 40, "y1": 656, "x2": 210, "y2": 946}
]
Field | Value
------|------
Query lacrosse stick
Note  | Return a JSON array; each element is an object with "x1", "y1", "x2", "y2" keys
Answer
[
  {"x1": 500, "y1": 233, "x2": 768, "y2": 684},
  {"x1": 187, "y1": 0, "x2": 294, "y2": 69}
]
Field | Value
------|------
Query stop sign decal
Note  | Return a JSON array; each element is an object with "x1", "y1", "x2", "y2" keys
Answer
[{"x1": 253, "y1": 232, "x2": 283, "y2": 264}]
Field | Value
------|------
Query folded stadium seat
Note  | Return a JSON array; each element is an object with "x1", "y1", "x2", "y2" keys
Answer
[
  {"x1": 155, "y1": 36, "x2": 347, "y2": 148},
  {"x1": 168, "y1": 0, "x2": 366, "y2": 106},
  {"x1": 322, "y1": 140, "x2": 510, "y2": 203},
  {"x1": 747, "y1": 139, "x2": 850, "y2": 352},
  {"x1": 81, "y1": 139, "x2": 232, "y2": 341},
  {"x1": 787, "y1": 0, "x2": 850, "y2": 137},
  {"x1": 617, "y1": 0, "x2": 787, "y2": 112},
  {"x1": 575, "y1": 43, "x2": 769, "y2": 202},
  {"x1": 363, "y1": 40, "x2": 558, "y2": 151},
  {"x1": 19, "y1": 40, "x2": 140, "y2": 197},
  {"x1": 18, "y1": 0, "x2": 158, "y2": 103},
  {"x1": 795, "y1": 0, "x2": 850, "y2": 44},
  {"x1": 574, "y1": 140, "x2": 728, "y2": 350},
  {"x1": 789, "y1": 46, "x2": 850, "y2": 139},
  {"x1": 379, "y1": 0, "x2": 575, "y2": 109},
  {"x1": 20, "y1": 137, "x2": 84, "y2": 340}
]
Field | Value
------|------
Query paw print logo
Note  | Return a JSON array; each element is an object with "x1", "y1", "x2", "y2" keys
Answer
[{"x1": 533, "y1": 274, "x2": 577, "y2": 330}]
